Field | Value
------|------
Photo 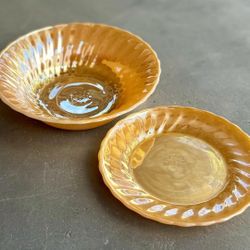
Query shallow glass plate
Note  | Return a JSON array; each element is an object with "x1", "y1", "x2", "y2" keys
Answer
[
  {"x1": 99, "y1": 106, "x2": 250, "y2": 226},
  {"x1": 0, "y1": 23, "x2": 160, "y2": 130}
]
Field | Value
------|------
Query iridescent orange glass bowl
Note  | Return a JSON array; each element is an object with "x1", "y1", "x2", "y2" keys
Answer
[{"x1": 0, "y1": 23, "x2": 160, "y2": 130}]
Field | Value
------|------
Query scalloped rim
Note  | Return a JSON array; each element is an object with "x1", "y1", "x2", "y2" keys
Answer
[
  {"x1": 0, "y1": 22, "x2": 161, "y2": 125},
  {"x1": 98, "y1": 106, "x2": 250, "y2": 227}
]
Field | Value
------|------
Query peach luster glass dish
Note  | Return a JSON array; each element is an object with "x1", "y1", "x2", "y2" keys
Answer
[
  {"x1": 0, "y1": 23, "x2": 160, "y2": 130},
  {"x1": 99, "y1": 106, "x2": 250, "y2": 226}
]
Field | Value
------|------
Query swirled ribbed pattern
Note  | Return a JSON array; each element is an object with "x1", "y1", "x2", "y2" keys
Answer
[
  {"x1": 0, "y1": 23, "x2": 160, "y2": 129},
  {"x1": 99, "y1": 106, "x2": 250, "y2": 226}
]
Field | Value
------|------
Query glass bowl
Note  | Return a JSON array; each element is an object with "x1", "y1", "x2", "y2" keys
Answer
[{"x1": 0, "y1": 23, "x2": 160, "y2": 130}]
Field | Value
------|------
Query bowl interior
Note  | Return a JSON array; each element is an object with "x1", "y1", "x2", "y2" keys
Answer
[
  {"x1": 100, "y1": 106, "x2": 250, "y2": 225},
  {"x1": 0, "y1": 23, "x2": 160, "y2": 122}
]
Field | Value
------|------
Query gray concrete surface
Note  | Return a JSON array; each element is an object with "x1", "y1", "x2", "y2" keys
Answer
[{"x1": 0, "y1": 0, "x2": 250, "y2": 249}]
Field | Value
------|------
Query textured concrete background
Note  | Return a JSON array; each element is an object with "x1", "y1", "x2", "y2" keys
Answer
[{"x1": 0, "y1": 0, "x2": 250, "y2": 249}]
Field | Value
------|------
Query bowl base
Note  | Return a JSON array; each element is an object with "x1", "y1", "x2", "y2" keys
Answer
[
  {"x1": 44, "y1": 119, "x2": 111, "y2": 130},
  {"x1": 131, "y1": 132, "x2": 228, "y2": 205},
  {"x1": 36, "y1": 64, "x2": 120, "y2": 119}
]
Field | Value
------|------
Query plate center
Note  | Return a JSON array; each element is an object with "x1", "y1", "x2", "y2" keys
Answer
[{"x1": 132, "y1": 133, "x2": 228, "y2": 205}]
